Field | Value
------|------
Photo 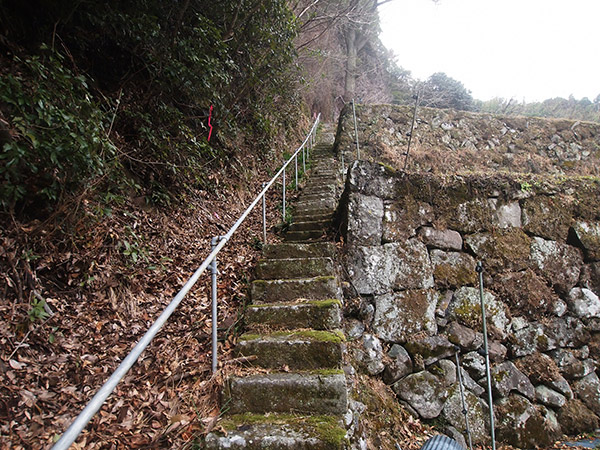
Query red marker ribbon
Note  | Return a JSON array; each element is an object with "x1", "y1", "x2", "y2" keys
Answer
[{"x1": 207, "y1": 105, "x2": 214, "y2": 142}]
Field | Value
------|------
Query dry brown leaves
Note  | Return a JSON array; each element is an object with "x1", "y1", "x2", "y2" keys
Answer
[{"x1": 0, "y1": 148, "x2": 301, "y2": 448}]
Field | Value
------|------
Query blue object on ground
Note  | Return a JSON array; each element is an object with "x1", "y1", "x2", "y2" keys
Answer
[{"x1": 420, "y1": 435, "x2": 465, "y2": 450}]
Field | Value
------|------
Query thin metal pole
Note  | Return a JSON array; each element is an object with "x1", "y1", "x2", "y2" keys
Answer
[
  {"x1": 211, "y1": 237, "x2": 220, "y2": 373},
  {"x1": 282, "y1": 165, "x2": 286, "y2": 222},
  {"x1": 302, "y1": 146, "x2": 306, "y2": 173},
  {"x1": 262, "y1": 183, "x2": 267, "y2": 244},
  {"x1": 477, "y1": 261, "x2": 496, "y2": 450},
  {"x1": 403, "y1": 92, "x2": 420, "y2": 172},
  {"x1": 294, "y1": 153, "x2": 298, "y2": 188},
  {"x1": 352, "y1": 99, "x2": 360, "y2": 160},
  {"x1": 455, "y1": 349, "x2": 474, "y2": 450}
]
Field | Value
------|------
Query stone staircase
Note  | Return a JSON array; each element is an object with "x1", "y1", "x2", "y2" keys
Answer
[{"x1": 205, "y1": 131, "x2": 349, "y2": 449}]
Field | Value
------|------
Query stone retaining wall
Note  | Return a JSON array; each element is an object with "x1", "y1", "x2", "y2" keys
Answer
[
  {"x1": 339, "y1": 161, "x2": 600, "y2": 448},
  {"x1": 334, "y1": 103, "x2": 600, "y2": 176}
]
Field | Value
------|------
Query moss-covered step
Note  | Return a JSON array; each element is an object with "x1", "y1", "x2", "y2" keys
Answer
[
  {"x1": 289, "y1": 219, "x2": 332, "y2": 233},
  {"x1": 225, "y1": 371, "x2": 348, "y2": 415},
  {"x1": 246, "y1": 299, "x2": 342, "y2": 330},
  {"x1": 255, "y1": 257, "x2": 334, "y2": 280},
  {"x1": 251, "y1": 276, "x2": 341, "y2": 303},
  {"x1": 204, "y1": 414, "x2": 347, "y2": 450},
  {"x1": 263, "y1": 242, "x2": 335, "y2": 260},
  {"x1": 284, "y1": 229, "x2": 328, "y2": 242},
  {"x1": 295, "y1": 198, "x2": 336, "y2": 211},
  {"x1": 236, "y1": 330, "x2": 345, "y2": 370}
]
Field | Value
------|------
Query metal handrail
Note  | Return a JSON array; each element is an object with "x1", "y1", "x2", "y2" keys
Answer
[{"x1": 52, "y1": 113, "x2": 321, "y2": 450}]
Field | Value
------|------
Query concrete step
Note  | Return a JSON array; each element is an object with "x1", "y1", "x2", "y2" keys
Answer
[
  {"x1": 255, "y1": 257, "x2": 334, "y2": 280},
  {"x1": 289, "y1": 219, "x2": 331, "y2": 232},
  {"x1": 293, "y1": 212, "x2": 334, "y2": 223},
  {"x1": 291, "y1": 210, "x2": 335, "y2": 222},
  {"x1": 251, "y1": 276, "x2": 342, "y2": 303},
  {"x1": 296, "y1": 198, "x2": 336, "y2": 210},
  {"x1": 300, "y1": 190, "x2": 336, "y2": 200},
  {"x1": 205, "y1": 414, "x2": 347, "y2": 449},
  {"x1": 246, "y1": 299, "x2": 342, "y2": 331},
  {"x1": 236, "y1": 330, "x2": 345, "y2": 370},
  {"x1": 225, "y1": 371, "x2": 348, "y2": 415},
  {"x1": 302, "y1": 183, "x2": 336, "y2": 193},
  {"x1": 284, "y1": 230, "x2": 327, "y2": 242},
  {"x1": 263, "y1": 242, "x2": 335, "y2": 260}
]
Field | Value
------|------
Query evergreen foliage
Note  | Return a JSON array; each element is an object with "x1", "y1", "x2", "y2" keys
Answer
[{"x1": 0, "y1": 0, "x2": 300, "y2": 213}]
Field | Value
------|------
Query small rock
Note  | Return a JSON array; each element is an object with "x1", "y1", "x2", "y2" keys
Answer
[
  {"x1": 435, "y1": 359, "x2": 457, "y2": 386},
  {"x1": 566, "y1": 287, "x2": 600, "y2": 319},
  {"x1": 488, "y1": 341, "x2": 507, "y2": 363},
  {"x1": 404, "y1": 335, "x2": 455, "y2": 367},
  {"x1": 580, "y1": 262, "x2": 600, "y2": 297},
  {"x1": 549, "y1": 348, "x2": 596, "y2": 379},
  {"x1": 444, "y1": 426, "x2": 468, "y2": 450},
  {"x1": 490, "y1": 361, "x2": 535, "y2": 400},
  {"x1": 347, "y1": 240, "x2": 434, "y2": 295},
  {"x1": 570, "y1": 221, "x2": 600, "y2": 261},
  {"x1": 392, "y1": 370, "x2": 449, "y2": 419},
  {"x1": 418, "y1": 227, "x2": 463, "y2": 251},
  {"x1": 373, "y1": 290, "x2": 437, "y2": 343},
  {"x1": 443, "y1": 385, "x2": 489, "y2": 443},
  {"x1": 382, "y1": 344, "x2": 413, "y2": 385},
  {"x1": 447, "y1": 287, "x2": 510, "y2": 339},
  {"x1": 510, "y1": 316, "x2": 529, "y2": 332},
  {"x1": 558, "y1": 399, "x2": 599, "y2": 435},
  {"x1": 356, "y1": 334, "x2": 385, "y2": 375},
  {"x1": 461, "y1": 351, "x2": 486, "y2": 380},
  {"x1": 535, "y1": 385, "x2": 567, "y2": 408},
  {"x1": 345, "y1": 319, "x2": 365, "y2": 341},
  {"x1": 496, "y1": 394, "x2": 561, "y2": 448},
  {"x1": 346, "y1": 193, "x2": 384, "y2": 246},
  {"x1": 494, "y1": 201, "x2": 522, "y2": 228},
  {"x1": 446, "y1": 321, "x2": 482, "y2": 351},
  {"x1": 430, "y1": 250, "x2": 477, "y2": 289},
  {"x1": 572, "y1": 372, "x2": 600, "y2": 415},
  {"x1": 530, "y1": 237, "x2": 583, "y2": 295},
  {"x1": 548, "y1": 376, "x2": 574, "y2": 400}
]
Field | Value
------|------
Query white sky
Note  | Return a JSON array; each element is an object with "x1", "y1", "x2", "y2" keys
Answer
[{"x1": 378, "y1": 0, "x2": 600, "y2": 102}]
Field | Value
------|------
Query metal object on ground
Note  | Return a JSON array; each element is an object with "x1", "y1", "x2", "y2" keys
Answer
[
  {"x1": 454, "y1": 348, "x2": 473, "y2": 450},
  {"x1": 352, "y1": 99, "x2": 360, "y2": 160},
  {"x1": 262, "y1": 183, "x2": 267, "y2": 244},
  {"x1": 211, "y1": 236, "x2": 224, "y2": 373},
  {"x1": 420, "y1": 434, "x2": 465, "y2": 450},
  {"x1": 477, "y1": 261, "x2": 496, "y2": 450},
  {"x1": 282, "y1": 165, "x2": 286, "y2": 222},
  {"x1": 51, "y1": 114, "x2": 320, "y2": 450}
]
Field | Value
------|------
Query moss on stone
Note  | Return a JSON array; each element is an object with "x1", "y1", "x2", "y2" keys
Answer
[
  {"x1": 219, "y1": 413, "x2": 348, "y2": 448},
  {"x1": 433, "y1": 262, "x2": 477, "y2": 288},
  {"x1": 308, "y1": 299, "x2": 343, "y2": 308},
  {"x1": 239, "y1": 329, "x2": 345, "y2": 343}
]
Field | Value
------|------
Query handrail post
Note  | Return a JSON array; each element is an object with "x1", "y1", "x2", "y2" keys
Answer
[
  {"x1": 352, "y1": 99, "x2": 360, "y2": 160},
  {"x1": 211, "y1": 236, "x2": 221, "y2": 373},
  {"x1": 282, "y1": 164, "x2": 286, "y2": 222},
  {"x1": 294, "y1": 153, "x2": 298, "y2": 188},
  {"x1": 477, "y1": 262, "x2": 496, "y2": 450},
  {"x1": 262, "y1": 183, "x2": 267, "y2": 244},
  {"x1": 302, "y1": 145, "x2": 306, "y2": 173}
]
